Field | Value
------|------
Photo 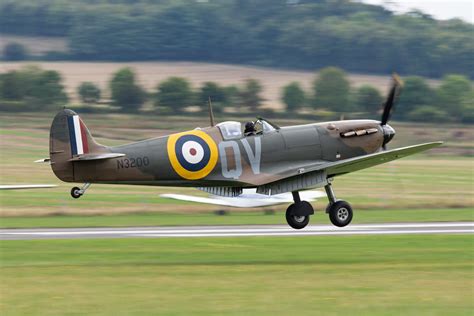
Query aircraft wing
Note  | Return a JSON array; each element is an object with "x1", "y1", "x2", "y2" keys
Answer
[
  {"x1": 312, "y1": 142, "x2": 443, "y2": 177},
  {"x1": 160, "y1": 189, "x2": 326, "y2": 208},
  {"x1": 0, "y1": 184, "x2": 57, "y2": 190}
]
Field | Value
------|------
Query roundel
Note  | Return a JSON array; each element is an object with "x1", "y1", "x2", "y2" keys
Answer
[{"x1": 167, "y1": 130, "x2": 218, "y2": 180}]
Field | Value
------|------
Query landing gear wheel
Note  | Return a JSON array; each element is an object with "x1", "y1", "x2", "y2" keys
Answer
[
  {"x1": 328, "y1": 200, "x2": 353, "y2": 227},
  {"x1": 285, "y1": 204, "x2": 310, "y2": 230},
  {"x1": 70, "y1": 187, "x2": 82, "y2": 199}
]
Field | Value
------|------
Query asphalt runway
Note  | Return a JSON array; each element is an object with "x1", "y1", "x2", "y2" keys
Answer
[{"x1": 1, "y1": 222, "x2": 472, "y2": 240}]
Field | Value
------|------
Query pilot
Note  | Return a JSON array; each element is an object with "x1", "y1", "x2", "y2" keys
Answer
[{"x1": 244, "y1": 121, "x2": 256, "y2": 136}]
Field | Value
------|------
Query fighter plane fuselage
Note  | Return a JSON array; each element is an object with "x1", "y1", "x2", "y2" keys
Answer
[{"x1": 49, "y1": 110, "x2": 386, "y2": 188}]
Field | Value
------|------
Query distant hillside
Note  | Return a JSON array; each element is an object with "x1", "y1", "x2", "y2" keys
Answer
[
  {"x1": 0, "y1": 0, "x2": 472, "y2": 78},
  {"x1": 1, "y1": 61, "x2": 440, "y2": 109}
]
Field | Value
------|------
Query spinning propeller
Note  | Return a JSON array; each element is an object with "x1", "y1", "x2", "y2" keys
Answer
[{"x1": 380, "y1": 74, "x2": 403, "y2": 150}]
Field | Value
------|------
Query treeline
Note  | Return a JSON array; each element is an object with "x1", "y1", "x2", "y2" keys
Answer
[
  {"x1": 1, "y1": 65, "x2": 472, "y2": 123},
  {"x1": 1, "y1": 0, "x2": 473, "y2": 78},
  {"x1": 281, "y1": 67, "x2": 474, "y2": 123}
]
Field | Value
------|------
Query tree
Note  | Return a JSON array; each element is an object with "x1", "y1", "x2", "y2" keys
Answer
[
  {"x1": 3, "y1": 42, "x2": 27, "y2": 61},
  {"x1": 312, "y1": 67, "x2": 350, "y2": 112},
  {"x1": 109, "y1": 68, "x2": 145, "y2": 112},
  {"x1": 436, "y1": 75, "x2": 472, "y2": 120},
  {"x1": 0, "y1": 71, "x2": 24, "y2": 100},
  {"x1": 77, "y1": 82, "x2": 101, "y2": 104},
  {"x1": 407, "y1": 106, "x2": 447, "y2": 122},
  {"x1": 396, "y1": 76, "x2": 434, "y2": 120},
  {"x1": 240, "y1": 79, "x2": 264, "y2": 111},
  {"x1": 224, "y1": 85, "x2": 240, "y2": 107},
  {"x1": 30, "y1": 70, "x2": 68, "y2": 108},
  {"x1": 460, "y1": 91, "x2": 474, "y2": 123},
  {"x1": 0, "y1": 66, "x2": 68, "y2": 110},
  {"x1": 282, "y1": 82, "x2": 305, "y2": 112},
  {"x1": 155, "y1": 77, "x2": 194, "y2": 113},
  {"x1": 354, "y1": 85, "x2": 383, "y2": 115},
  {"x1": 199, "y1": 82, "x2": 228, "y2": 113}
]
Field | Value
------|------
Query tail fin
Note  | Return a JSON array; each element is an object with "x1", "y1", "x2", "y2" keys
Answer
[{"x1": 49, "y1": 109, "x2": 107, "y2": 182}]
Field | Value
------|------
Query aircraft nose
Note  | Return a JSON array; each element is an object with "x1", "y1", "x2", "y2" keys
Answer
[{"x1": 382, "y1": 124, "x2": 396, "y2": 147}]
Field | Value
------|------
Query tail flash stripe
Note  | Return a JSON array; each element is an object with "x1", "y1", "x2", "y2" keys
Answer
[
  {"x1": 67, "y1": 116, "x2": 78, "y2": 156},
  {"x1": 79, "y1": 119, "x2": 89, "y2": 154},
  {"x1": 73, "y1": 115, "x2": 84, "y2": 155}
]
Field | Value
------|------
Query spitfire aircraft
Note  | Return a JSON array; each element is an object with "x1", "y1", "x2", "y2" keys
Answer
[{"x1": 43, "y1": 76, "x2": 441, "y2": 229}]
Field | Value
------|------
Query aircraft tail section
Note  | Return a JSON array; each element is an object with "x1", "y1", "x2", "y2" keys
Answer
[{"x1": 49, "y1": 109, "x2": 108, "y2": 182}]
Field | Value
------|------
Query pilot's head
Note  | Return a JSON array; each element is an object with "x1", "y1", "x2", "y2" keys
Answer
[{"x1": 245, "y1": 121, "x2": 255, "y2": 131}]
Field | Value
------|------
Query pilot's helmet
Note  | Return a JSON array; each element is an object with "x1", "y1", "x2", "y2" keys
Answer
[{"x1": 245, "y1": 121, "x2": 255, "y2": 130}]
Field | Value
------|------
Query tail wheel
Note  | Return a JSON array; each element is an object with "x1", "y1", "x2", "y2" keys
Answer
[
  {"x1": 70, "y1": 187, "x2": 82, "y2": 199},
  {"x1": 285, "y1": 204, "x2": 310, "y2": 230},
  {"x1": 328, "y1": 200, "x2": 353, "y2": 227}
]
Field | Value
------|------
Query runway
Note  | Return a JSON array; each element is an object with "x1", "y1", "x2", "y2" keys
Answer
[{"x1": 1, "y1": 222, "x2": 473, "y2": 240}]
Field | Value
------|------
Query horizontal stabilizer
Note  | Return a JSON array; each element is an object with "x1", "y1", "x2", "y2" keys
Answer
[
  {"x1": 160, "y1": 189, "x2": 326, "y2": 208},
  {"x1": 34, "y1": 158, "x2": 51, "y2": 164},
  {"x1": 69, "y1": 153, "x2": 125, "y2": 162}
]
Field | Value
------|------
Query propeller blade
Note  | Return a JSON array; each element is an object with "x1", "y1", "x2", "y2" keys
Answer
[{"x1": 381, "y1": 74, "x2": 403, "y2": 126}]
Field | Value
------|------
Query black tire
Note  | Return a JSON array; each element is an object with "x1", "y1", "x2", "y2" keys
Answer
[
  {"x1": 328, "y1": 200, "x2": 353, "y2": 227},
  {"x1": 285, "y1": 204, "x2": 310, "y2": 230},
  {"x1": 70, "y1": 187, "x2": 82, "y2": 199}
]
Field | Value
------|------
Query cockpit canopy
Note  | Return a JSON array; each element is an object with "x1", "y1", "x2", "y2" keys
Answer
[
  {"x1": 217, "y1": 121, "x2": 242, "y2": 140},
  {"x1": 217, "y1": 119, "x2": 278, "y2": 140}
]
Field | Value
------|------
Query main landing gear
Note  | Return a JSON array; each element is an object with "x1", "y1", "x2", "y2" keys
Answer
[
  {"x1": 285, "y1": 191, "x2": 314, "y2": 229},
  {"x1": 70, "y1": 183, "x2": 90, "y2": 199},
  {"x1": 324, "y1": 182, "x2": 353, "y2": 227},
  {"x1": 285, "y1": 182, "x2": 354, "y2": 230}
]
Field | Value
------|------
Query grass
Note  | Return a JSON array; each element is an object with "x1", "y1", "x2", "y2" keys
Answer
[
  {"x1": 0, "y1": 208, "x2": 472, "y2": 229},
  {"x1": 0, "y1": 235, "x2": 472, "y2": 315}
]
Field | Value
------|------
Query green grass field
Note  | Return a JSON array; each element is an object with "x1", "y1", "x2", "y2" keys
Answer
[{"x1": 1, "y1": 235, "x2": 472, "y2": 315}]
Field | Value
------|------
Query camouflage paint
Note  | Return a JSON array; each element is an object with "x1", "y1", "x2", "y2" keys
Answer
[{"x1": 49, "y1": 110, "x2": 385, "y2": 188}]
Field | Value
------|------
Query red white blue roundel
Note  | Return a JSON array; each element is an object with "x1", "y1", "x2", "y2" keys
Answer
[
  {"x1": 175, "y1": 135, "x2": 211, "y2": 171},
  {"x1": 167, "y1": 130, "x2": 218, "y2": 180}
]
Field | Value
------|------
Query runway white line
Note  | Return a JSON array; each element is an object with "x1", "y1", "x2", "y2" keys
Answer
[
  {"x1": 3, "y1": 222, "x2": 473, "y2": 235},
  {"x1": 1, "y1": 222, "x2": 472, "y2": 240},
  {"x1": 132, "y1": 229, "x2": 474, "y2": 238}
]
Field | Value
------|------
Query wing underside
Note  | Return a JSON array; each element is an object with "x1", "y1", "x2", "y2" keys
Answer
[{"x1": 161, "y1": 189, "x2": 326, "y2": 208}]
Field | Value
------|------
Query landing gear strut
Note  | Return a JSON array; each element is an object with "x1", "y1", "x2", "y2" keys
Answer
[
  {"x1": 285, "y1": 191, "x2": 314, "y2": 230},
  {"x1": 324, "y1": 182, "x2": 353, "y2": 227},
  {"x1": 70, "y1": 183, "x2": 91, "y2": 199}
]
